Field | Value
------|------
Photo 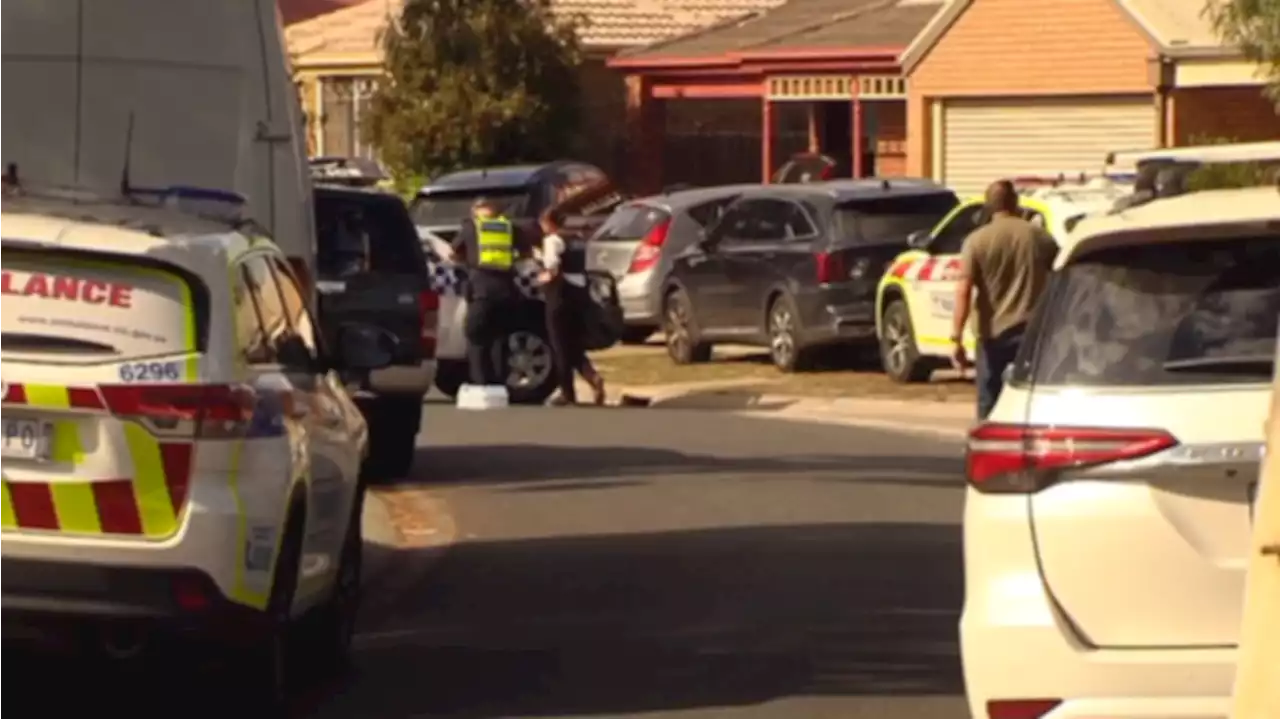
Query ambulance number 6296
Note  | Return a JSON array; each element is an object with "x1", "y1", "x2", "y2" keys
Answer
[{"x1": 118, "y1": 361, "x2": 183, "y2": 383}]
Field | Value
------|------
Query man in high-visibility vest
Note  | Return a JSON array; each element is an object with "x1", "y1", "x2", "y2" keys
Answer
[{"x1": 451, "y1": 198, "x2": 522, "y2": 386}]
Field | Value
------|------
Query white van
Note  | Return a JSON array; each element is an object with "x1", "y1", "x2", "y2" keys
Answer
[{"x1": 1, "y1": 0, "x2": 316, "y2": 287}]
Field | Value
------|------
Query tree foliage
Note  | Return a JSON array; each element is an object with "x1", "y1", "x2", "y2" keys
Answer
[
  {"x1": 363, "y1": 0, "x2": 583, "y2": 184},
  {"x1": 1205, "y1": 0, "x2": 1280, "y2": 106}
]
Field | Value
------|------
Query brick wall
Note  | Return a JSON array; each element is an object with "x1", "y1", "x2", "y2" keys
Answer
[{"x1": 1173, "y1": 86, "x2": 1280, "y2": 144}]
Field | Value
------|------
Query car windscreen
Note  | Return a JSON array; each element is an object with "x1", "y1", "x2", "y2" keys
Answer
[
  {"x1": 834, "y1": 192, "x2": 959, "y2": 244},
  {"x1": 316, "y1": 194, "x2": 426, "y2": 278},
  {"x1": 1, "y1": 250, "x2": 205, "y2": 362},
  {"x1": 409, "y1": 188, "x2": 532, "y2": 226},
  {"x1": 1028, "y1": 234, "x2": 1279, "y2": 386},
  {"x1": 591, "y1": 204, "x2": 671, "y2": 242}
]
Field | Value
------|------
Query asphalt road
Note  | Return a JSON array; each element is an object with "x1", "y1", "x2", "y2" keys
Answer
[
  {"x1": 322, "y1": 404, "x2": 968, "y2": 719},
  {"x1": 5, "y1": 404, "x2": 968, "y2": 718}
]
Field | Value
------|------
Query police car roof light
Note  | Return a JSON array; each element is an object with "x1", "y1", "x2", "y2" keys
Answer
[{"x1": 127, "y1": 185, "x2": 249, "y2": 224}]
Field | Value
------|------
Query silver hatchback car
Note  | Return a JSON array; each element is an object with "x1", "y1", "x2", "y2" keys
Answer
[{"x1": 586, "y1": 185, "x2": 755, "y2": 343}]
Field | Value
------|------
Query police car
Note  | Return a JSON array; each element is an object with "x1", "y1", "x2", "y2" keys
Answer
[
  {"x1": 873, "y1": 175, "x2": 1129, "y2": 383},
  {"x1": 1, "y1": 186, "x2": 392, "y2": 705}
]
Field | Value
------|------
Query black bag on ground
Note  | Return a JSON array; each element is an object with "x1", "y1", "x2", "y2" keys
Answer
[{"x1": 582, "y1": 271, "x2": 625, "y2": 351}]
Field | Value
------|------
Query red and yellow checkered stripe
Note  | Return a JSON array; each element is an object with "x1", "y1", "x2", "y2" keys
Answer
[{"x1": 1, "y1": 383, "x2": 193, "y2": 539}]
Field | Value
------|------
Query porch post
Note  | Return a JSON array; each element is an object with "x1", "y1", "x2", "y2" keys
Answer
[
  {"x1": 625, "y1": 74, "x2": 665, "y2": 196},
  {"x1": 762, "y1": 97, "x2": 775, "y2": 182},
  {"x1": 807, "y1": 102, "x2": 820, "y2": 153},
  {"x1": 851, "y1": 97, "x2": 865, "y2": 178}
]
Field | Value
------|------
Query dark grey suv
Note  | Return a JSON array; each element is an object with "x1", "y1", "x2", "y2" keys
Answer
[{"x1": 662, "y1": 179, "x2": 959, "y2": 372}]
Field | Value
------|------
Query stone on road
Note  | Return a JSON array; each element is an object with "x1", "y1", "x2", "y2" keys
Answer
[{"x1": 323, "y1": 405, "x2": 967, "y2": 719}]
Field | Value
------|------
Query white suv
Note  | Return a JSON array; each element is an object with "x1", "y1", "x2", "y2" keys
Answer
[{"x1": 962, "y1": 184, "x2": 1279, "y2": 719}]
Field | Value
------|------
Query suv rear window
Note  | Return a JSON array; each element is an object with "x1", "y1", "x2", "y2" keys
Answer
[
  {"x1": 316, "y1": 193, "x2": 426, "y2": 278},
  {"x1": 592, "y1": 204, "x2": 670, "y2": 242},
  {"x1": 835, "y1": 192, "x2": 959, "y2": 244},
  {"x1": 1028, "y1": 235, "x2": 1279, "y2": 386},
  {"x1": 409, "y1": 188, "x2": 532, "y2": 226},
  {"x1": 1, "y1": 251, "x2": 204, "y2": 360}
]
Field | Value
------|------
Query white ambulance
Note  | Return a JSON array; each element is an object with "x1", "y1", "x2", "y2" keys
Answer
[{"x1": 2, "y1": 187, "x2": 389, "y2": 706}]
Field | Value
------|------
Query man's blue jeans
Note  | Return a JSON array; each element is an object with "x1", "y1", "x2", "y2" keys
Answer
[{"x1": 976, "y1": 328, "x2": 1025, "y2": 420}]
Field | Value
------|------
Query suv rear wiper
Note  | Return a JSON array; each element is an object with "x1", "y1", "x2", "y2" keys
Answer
[
  {"x1": 1, "y1": 333, "x2": 119, "y2": 355},
  {"x1": 1163, "y1": 355, "x2": 1273, "y2": 373}
]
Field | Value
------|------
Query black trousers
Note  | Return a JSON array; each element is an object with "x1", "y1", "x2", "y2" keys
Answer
[
  {"x1": 544, "y1": 281, "x2": 594, "y2": 401},
  {"x1": 464, "y1": 294, "x2": 511, "y2": 386}
]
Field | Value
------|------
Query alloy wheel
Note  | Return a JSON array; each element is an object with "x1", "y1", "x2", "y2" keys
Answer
[
  {"x1": 506, "y1": 331, "x2": 553, "y2": 388},
  {"x1": 883, "y1": 313, "x2": 912, "y2": 375},
  {"x1": 666, "y1": 301, "x2": 690, "y2": 359},
  {"x1": 770, "y1": 305, "x2": 795, "y2": 368}
]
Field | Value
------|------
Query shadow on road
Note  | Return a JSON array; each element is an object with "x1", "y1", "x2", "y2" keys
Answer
[
  {"x1": 318, "y1": 521, "x2": 963, "y2": 718},
  {"x1": 411, "y1": 443, "x2": 962, "y2": 489}
]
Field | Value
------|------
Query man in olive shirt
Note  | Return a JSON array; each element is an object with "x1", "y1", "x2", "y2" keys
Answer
[{"x1": 951, "y1": 180, "x2": 1058, "y2": 419}]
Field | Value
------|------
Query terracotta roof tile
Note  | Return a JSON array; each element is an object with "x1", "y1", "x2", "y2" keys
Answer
[
  {"x1": 287, "y1": 0, "x2": 790, "y2": 58},
  {"x1": 279, "y1": 0, "x2": 370, "y2": 26},
  {"x1": 619, "y1": 0, "x2": 942, "y2": 59},
  {"x1": 550, "y1": 0, "x2": 787, "y2": 47}
]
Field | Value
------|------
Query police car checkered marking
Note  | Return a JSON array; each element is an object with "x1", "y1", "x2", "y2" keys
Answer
[{"x1": 427, "y1": 258, "x2": 544, "y2": 299}]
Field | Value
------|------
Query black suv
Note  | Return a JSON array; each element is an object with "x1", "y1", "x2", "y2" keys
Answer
[
  {"x1": 313, "y1": 184, "x2": 436, "y2": 479},
  {"x1": 662, "y1": 180, "x2": 959, "y2": 372}
]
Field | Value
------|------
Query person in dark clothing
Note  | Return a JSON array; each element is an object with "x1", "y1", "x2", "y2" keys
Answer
[
  {"x1": 537, "y1": 208, "x2": 606, "y2": 405},
  {"x1": 450, "y1": 198, "x2": 529, "y2": 386}
]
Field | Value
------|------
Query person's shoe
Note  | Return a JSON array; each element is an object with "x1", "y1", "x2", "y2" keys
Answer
[{"x1": 548, "y1": 394, "x2": 575, "y2": 407}]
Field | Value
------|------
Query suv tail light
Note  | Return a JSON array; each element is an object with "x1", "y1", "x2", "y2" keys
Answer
[
  {"x1": 815, "y1": 251, "x2": 846, "y2": 284},
  {"x1": 418, "y1": 289, "x2": 439, "y2": 357},
  {"x1": 987, "y1": 699, "x2": 1062, "y2": 719},
  {"x1": 966, "y1": 423, "x2": 1178, "y2": 494},
  {"x1": 100, "y1": 384, "x2": 256, "y2": 439},
  {"x1": 627, "y1": 218, "x2": 673, "y2": 274}
]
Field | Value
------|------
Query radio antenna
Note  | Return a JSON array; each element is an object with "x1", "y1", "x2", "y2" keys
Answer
[{"x1": 119, "y1": 111, "x2": 136, "y2": 196}]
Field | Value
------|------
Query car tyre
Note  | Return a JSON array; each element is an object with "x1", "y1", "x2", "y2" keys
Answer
[
  {"x1": 498, "y1": 314, "x2": 558, "y2": 406},
  {"x1": 302, "y1": 492, "x2": 363, "y2": 679},
  {"x1": 880, "y1": 299, "x2": 937, "y2": 383},
  {"x1": 433, "y1": 360, "x2": 467, "y2": 399},
  {"x1": 238, "y1": 511, "x2": 304, "y2": 714},
  {"x1": 620, "y1": 326, "x2": 657, "y2": 345},
  {"x1": 664, "y1": 289, "x2": 712, "y2": 365},
  {"x1": 767, "y1": 294, "x2": 814, "y2": 373},
  {"x1": 360, "y1": 396, "x2": 421, "y2": 482}
]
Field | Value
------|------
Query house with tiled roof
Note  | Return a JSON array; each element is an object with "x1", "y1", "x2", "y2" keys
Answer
[
  {"x1": 285, "y1": 0, "x2": 789, "y2": 172},
  {"x1": 607, "y1": 0, "x2": 948, "y2": 191},
  {"x1": 900, "y1": 0, "x2": 1278, "y2": 195}
]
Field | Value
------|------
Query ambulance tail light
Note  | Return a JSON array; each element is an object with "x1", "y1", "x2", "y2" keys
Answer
[
  {"x1": 418, "y1": 289, "x2": 439, "y2": 357},
  {"x1": 99, "y1": 384, "x2": 256, "y2": 439}
]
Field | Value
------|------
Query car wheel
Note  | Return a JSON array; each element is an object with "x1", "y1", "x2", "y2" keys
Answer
[
  {"x1": 360, "y1": 396, "x2": 421, "y2": 482},
  {"x1": 239, "y1": 512, "x2": 303, "y2": 712},
  {"x1": 499, "y1": 320, "x2": 557, "y2": 405},
  {"x1": 620, "y1": 326, "x2": 657, "y2": 345},
  {"x1": 663, "y1": 289, "x2": 712, "y2": 364},
  {"x1": 303, "y1": 493, "x2": 363, "y2": 679},
  {"x1": 880, "y1": 299, "x2": 935, "y2": 383},
  {"x1": 767, "y1": 294, "x2": 813, "y2": 373},
  {"x1": 433, "y1": 360, "x2": 467, "y2": 398}
]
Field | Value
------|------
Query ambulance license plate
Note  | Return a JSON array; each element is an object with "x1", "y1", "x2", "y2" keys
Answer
[{"x1": 2, "y1": 418, "x2": 54, "y2": 461}]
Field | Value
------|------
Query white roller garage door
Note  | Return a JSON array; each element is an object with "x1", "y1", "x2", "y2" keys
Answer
[{"x1": 941, "y1": 95, "x2": 1156, "y2": 197}]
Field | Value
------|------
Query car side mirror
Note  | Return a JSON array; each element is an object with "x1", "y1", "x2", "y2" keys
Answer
[
  {"x1": 334, "y1": 323, "x2": 398, "y2": 372},
  {"x1": 907, "y1": 229, "x2": 932, "y2": 249}
]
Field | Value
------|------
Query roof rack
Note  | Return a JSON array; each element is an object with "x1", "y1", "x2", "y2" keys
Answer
[{"x1": 1105, "y1": 141, "x2": 1280, "y2": 173}]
